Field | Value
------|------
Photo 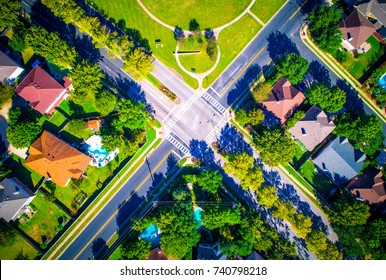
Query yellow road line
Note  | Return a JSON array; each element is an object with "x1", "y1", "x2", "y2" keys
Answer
[
  {"x1": 74, "y1": 150, "x2": 173, "y2": 259},
  {"x1": 220, "y1": 47, "x2": 265, "y2": 96},
  {"x1": 289, "y1": 0, "x2": 308, "y2": 21}
]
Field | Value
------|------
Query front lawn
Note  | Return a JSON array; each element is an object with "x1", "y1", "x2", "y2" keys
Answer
[
  {"x1": 4, "y1": 154, "x2": 44, "y2": 191},
  {"x1": 0, "y1": 221, "x2": 39, "y2": 260},
  {"x1": 17, "y1": 191, "x2": 70, "y2": 246},
  {"x1": 343, "y1": 35, "x2": 385, "y2": 80},
  {"x1": 140, "y1": 0, "x2": 251, "y2": 30},
  {"x1": 59, "y1": 98, "x2": 98, "y2": 117},
  {"x1": 250, "y1": 0, "x2": 287, "y2": 23},
  {"x1": 299, "y1": 160, "x2": 334, "y2": 197},
  {"x1": 203, "y1": 14, "x2": 262, "y2": 88},
  {"x1": 292, "y1": 140, "x2": 310, "y2": 168}
]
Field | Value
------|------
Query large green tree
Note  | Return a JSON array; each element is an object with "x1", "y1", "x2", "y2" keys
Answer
[
  {"x1": 202, "y1": 206, "x2": 241, "y2": 230},
  {"x1": 196, "y1": 169, "x2": 222, "y2": 194},
  {"x1": 258, "y1": 186, "x2": 279, "y2": 209},
  {"x1": 7, "y1": 122, "x2": 41, "y2": 149},
  {"x1": 308, "y1": 4, "x2": 343, "y2": 53},
  {"x1": 123, "y1": 48, "x2": 154, "y2": 80},
  {"x1": 0, "y1": 0, "x2": 20, "y2": 31},
  {"x1": 305, "y1": 230, "x2": 342, "y2": 260},
  {"x1": 253, "y1": 128, "x2": 295, "y2": 166},
  {"x1": 66, "y1": 119, "x2": 89, "y2": 139},
  {"x1": 293, "y1": 213, "x2": 312, "y2": 239},
  {"x1": 275, "y1": 53, "x2": 309, "y2": 85},
  {"x1": 334, "y1": 112, "x2": 383, "y2": 156},
  {"x1": 25, "y1": 27, "x2": 77, "y2": 69},
  {"x1": 115, "y1": 98, "x2": 150, "y2": 130},
  {"x1": 306, "y1": 83, "x2": 346, "y2": 113},
  {"x1": 120, "y1": 233, "x2": 151, "y2": 260},
  {"x1": 252, "y1": 82, "x2": 272, "y2": 103},
  {"x1": 94, "y1": 89, "x2": 117, "y2": 116}
]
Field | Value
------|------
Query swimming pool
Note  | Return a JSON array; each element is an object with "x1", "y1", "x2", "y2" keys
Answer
[
  {"x1": 379, "y1": 73, "x2": 386, "y2": 90},
  {"x1": 140, "y1": 224, "x2": 160, "y2": 245},
  {"x1": 194, "y1": 207, "x2": 203, "y2": 227},
  {"x1": 84, "y1": 135, "x2": 116, "y2": 167}
]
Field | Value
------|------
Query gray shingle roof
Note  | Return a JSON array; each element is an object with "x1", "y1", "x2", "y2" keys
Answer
[
  {"x1": 313, "y1": 137, "x2": 366, "y2": 186},
  {"x1": 0, "y1": 51, "x2": 21, "y2": 82},
  {"x1": 357, "y1": 0, "x2": 386, "y2": 26}
]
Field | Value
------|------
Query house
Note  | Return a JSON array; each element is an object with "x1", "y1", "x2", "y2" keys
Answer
[
  {"x1": 0, "y1": 178, "x2": 35, "y2": 222},
  {"x1": 86, "y1": 119, "x2": 103, "y2": 132},
  {"x1": 289, "y1": 106, "x2": 336, "y2": 151},
  {"x1": 313, "y1": 137, "x2": 366, "y2": 186},
  {"x1": 15, "y1": 66, "x2": 70, "y2": 115},
  {"x1": 0, "y1": 51, "x2": 24, "y2": 83},
  {"x1": 147, "y1": 247, "x2": 173, "y2": 260},
  {"x1": 376, "y1": 150, "x2": 386, "y2": 166},
  {"x1": 25, "y1": 131, "x2": 91, "y2": 187},
  {"x1": 196, "y1": 242, "x2": 227, "y2": 260},
  {"x1": 347, "y1": 166, "x2": 386, "y2": 204},
  {"x1": 338, "y1": 10, "x2": 376, "y2": 51},
  {"x1": 357, "y1": 0, "x2": 386, "y2": 27},
  {"x1": 262, "y1": 77, "x2": 306, "y2": 125}
]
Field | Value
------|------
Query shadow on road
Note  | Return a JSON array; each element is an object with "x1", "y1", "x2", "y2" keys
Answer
[
  {"x1": 266, "y1": 31, "x2": 298, "y2": 62},
  {"x1": 217, "y1": 124, "x2": 253, "y2": 156},
  {"x1": 189, "y1": 139, "x2": 216, "y2": 167}
]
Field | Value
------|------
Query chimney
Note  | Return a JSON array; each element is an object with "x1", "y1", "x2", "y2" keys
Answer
[{"x1": 283, "y1": 80, "x2": 292, "y2": 99}]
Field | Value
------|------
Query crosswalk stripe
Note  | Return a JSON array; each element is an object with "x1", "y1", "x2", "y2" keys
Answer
[{"x1": 166, "y1": 134, "x2": 190, "y2": 156}]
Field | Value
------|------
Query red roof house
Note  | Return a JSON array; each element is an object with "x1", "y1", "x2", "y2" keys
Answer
[
  {"x1": 262, "y1": 77, "x2": 306, "y2": 125},
  {"x1": 15, "y1": 66, "x2": 69, "y2": 115}
]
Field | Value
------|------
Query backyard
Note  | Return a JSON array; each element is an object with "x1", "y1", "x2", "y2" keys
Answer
[
  {"x1": 16, "y1": 191, "x2": 70, "y2": 246},
  {"x1": 299, "y1": 160, "x2": 335, "y2": 198},
  {"x1": 342, "y1": 35, "x2": 385, "y2": 80}
]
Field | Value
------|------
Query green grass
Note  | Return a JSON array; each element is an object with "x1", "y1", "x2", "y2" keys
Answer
[
  {"x1": 250, "y1": 0, "x2": 286, "y2": 23},
  {"x1": 203, "y1": 14, "x2": 262, "y2": 88},
  {"x1": 179, "y1": 37, "x2": 217, "y2": 73},
  {"x1": 4, "y1": 154, "x2": 44, "y2": 191},
  {"x1": 343, "y1": 35, "x2": 385, "y2": 80},
  {"x1": 291, "y1": 141, "x2": 311, "y2": 168},
  {"x1": 17, "y1": 191, "x2": 70, "y2": 245},
  {"x1": 59, "y1": 98, "x2": 98, "y2": 117},
  {"x1": 48, "y1": 111, "x2": 67, "y2": 127},
  {"x1": 91, "y1": 0, "x2": 198, "y2": 89},
  {"x1": 0, "y1": 222, "x2": 39, "y2": 260},
  {"x1": 141, "y1": 0, "x2": 250, "y2": 29},
  {"x1": 299, "y1": 160, "x2": 334, "y2": 197}
]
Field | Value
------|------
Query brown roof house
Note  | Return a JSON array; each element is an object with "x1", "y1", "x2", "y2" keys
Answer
[
  {"x1": 25, "y1": 131, "x2": 91, "y2": 187},
  {"x1": 347, "y1": 166, "x2": 386, "y2": 204},
  {"x1": 262, "y1": 77, "x2": 306, "y2": 125},
  {"x1": 0, "y1": 51, "x2": 24, "y2": 83},
  {"x1": 16, "y1": 66, "x2": 71, "y2": 115},
  {"x1": 338, "y1": 10, "x2": 376, "y2": 51},
  {"x1": 86, "y1": 119, "x2": 103, "y2": 132},
  {"x1": 289, "y1": 106, "x2": 336, "y2": 151},
  {"x1": 0, "y1": 178, "x2": 35, "y2": 222}
]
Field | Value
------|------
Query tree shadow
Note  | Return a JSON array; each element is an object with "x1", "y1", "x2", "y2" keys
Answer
[
  {"x1": 266, "y1": 31, "x2": 298, "y2": 62},
  {"x1": 91, "y1": 237, "x2": 107, "y2": 257},
  {"x1": 74, "y1": 34, "x2": 102, "y2": 63},
  {"x1": 293, "y1": 236, "x2": 312, "y2": 259},
  {"x1": 166, "y1": 153, "x2": 178, "y2": 175},
  {"x1": 304, "y1": 60, "x2": 331, "y2": 87},
  {"x1": 189, "y1": 139, "x2": 215, "y2": 167},
  {"x1": 262, "y1": 109, "x2": 281, "y2": 128},
  {"x1": 226, "y1": 64, "x2": 262, "y2": 106},
  {"x1": 217, "y1": 124, "x2": 253, "y2": 156},
  {"x1": 336, "y1": 79, "x2": 364, "y2": 113},
  {"x1": 115, "y1": 193, "x2": 143, "y2": 231}
]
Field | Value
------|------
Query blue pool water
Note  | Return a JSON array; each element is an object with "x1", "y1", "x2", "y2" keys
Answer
[
  {"x1": 140, "y1": 224, "x2": 159, "y2": 244},
  {"x1": 85, "y1": 136, "x2": 109, "y2": 163},
  {"x1": 379, "y1": 73, "x2": 386, "y2": 90},
  {"x1": 194, "y1": 208, "x2": 203, "y2": 227}
]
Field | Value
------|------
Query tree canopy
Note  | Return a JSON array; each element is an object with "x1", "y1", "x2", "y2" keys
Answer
[
  {"x1": 196, "y1": 169, "x2": 222, "y2": 194},
  {"x1": 202, "y1": 206, "x2": 241, "y2": 230},
  {"x1": 0, "y1": 83, "x2": 15, "y2": 109},
  {"x1": 115, "y1": 98, "x2": 150, "y2": 131},
  {"x1": 252, "y1": 81, "x2": 272, "y2": 103},
  {"x1": 308, "y1": 4, "x2": 343, "y2": 53},
  {"x1": 275, "y1": 53, "x2": 309, "y2": 85},
  {"x1": 306, "y1": 83, "x2": 346, "y2": 113},
  {"x1": 94, "y1": 89, "x2": 117, "y2": 116},
  {"x1": 120, "y1": 233, "x2": 151, "y2": 260},
  {"x1": 0, "y1": 0, "x2": 20, "y2": 31},
  {"x1": 334, "y1": 111, "x2": 383, "y2": 156},
  {"x1": 253, "y1": 128, "x2": 296, "y2": 166}
]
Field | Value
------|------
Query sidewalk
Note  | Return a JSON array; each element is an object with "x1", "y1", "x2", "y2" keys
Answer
[{"x1": 301, "y1": 25, "x2": 386, "y2": 122}]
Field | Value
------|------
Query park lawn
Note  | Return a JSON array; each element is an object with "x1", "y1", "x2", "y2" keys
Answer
[
  {"x1": 140, "y1": 0, "x2": 251, "y2": 30},
  {"x1": 250, "y1": 0, "x2": 287, "y2": 23},
  {"x1": 17, "y1": 191, "x2": 70, "y2": 245},
  {"x1": 299, "y1": 160, "x2": 334, "y2": 197},
  {"x1": 4, "y1": 154, "x2": 44, "y2": 191},
  {"x1": 91, "y1": 0, "x2": 198, "y2": 89},
  {"x1": 0, "y1": 221, "x2": 39, "y2": 260},
  {"x1": 179, "y1": 37, "x2": 217, "y2": 73},
  {"x1": 343, "y1": 35, "x2": 385, "y2": 80},
  {"x1": 203, "y1": 14, "x2": 262, "y2": 88}
]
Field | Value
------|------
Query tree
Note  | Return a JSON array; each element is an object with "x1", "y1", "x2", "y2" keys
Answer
[
  {"x1": 15, "y1": 249, "x2": 29, "y2": 260},
  {"x1": 120, "y1": 234, "x2": 151, "y2": 260},
  {"x1": 0, "y1": 83, "x2": 15, "y2": 108},
  {"x1": 258, "y1": 186, "x2": 279, "y2": 209},
  {"x1": 286, "y1": 110, "x2": 305, "y2": 129},
  {"x1": 305, "y1": 230, "x2": 342, "y2": 260},
  {"x1": 66, "y1": 119, "x2": 88, "y2": 139},
  {"x1": 248, "y1": 108, "x2": 265, "y2": 126},
  {"x1": 329, "y1": 192, "x2": 370, "y2": 226},
  {"x1": 273, "y1": 199, "x2": 296, "y2": 224},
  {"x1": 334, "y1": 112, "x2": 383, "y2": 156},
  {"x1": 102, "y1": 132, "x2": 124, "y2": 152},
  {"x1": 306, "y1": 83, "x2": 346, "y2": 113},
  {"x1": 8, "y1": 25, "x2": 28, "y2": 52},
  {"x1": 123, "y1": 48, "x2": 154, "y2": 80},
  {"x1": 0, "y1": 221, "x2": 17, "y2": 247},
  {"x1": 7, "y1": 122, "x2": 41, "y2": 148},
  {"x1": 275, "y1": 53, "x2": 309, "y2": 85},
  {"x1": 0, "y1": 0, "x2": 20, "y2": 31},
  {"x1": 41, "y1": 0, "x2": 84, "y2": 24},
  {"x1": 252, "y1": 82, "x2": 272, "y2": 102},
  {"x1": 235, "y1": 108, "x2": 248, "y2": 127},
  {"x1": 116, "y1": 98, "x2": 150, "y2": 130},
  {"x1": 253, "y1": 128, "x2": 296, "y2": 166},
  {"x1": 196, "y1": 169, "x2": 222, "y2": 194},
  {"x1": 189, "y1": 19, "x2": 200, "y2": 34},
  {"x1": 171, "y1": 187, "x2": 189, "y2": 201},
  {"x1": 68, "y1": 60, "x2": 104, "y2": 104},
  {"x1": 308, "y1": 4, "x2": 343, "y2": 53},
  {"x1": 293, "y1": 213, "x2": 312, "y2": 239},
  {"x1": 174, "y1": 26, "x2": 185, "y2": 41},
  {"x1": 206, "y1": 38, "x2": 218, "y2": 61},
  {"x1": 25, "y1": 27, "x2": 77, "y2": 69},
  {"x1": 0, "y1": 163, "x2": 10, "y2": 181},
  {"x1": 94, "y1": 89, "x2": 117, "y2": 116},
  {"x1": 202, "y1": 206, "x2": 241, "y2": 230}
]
